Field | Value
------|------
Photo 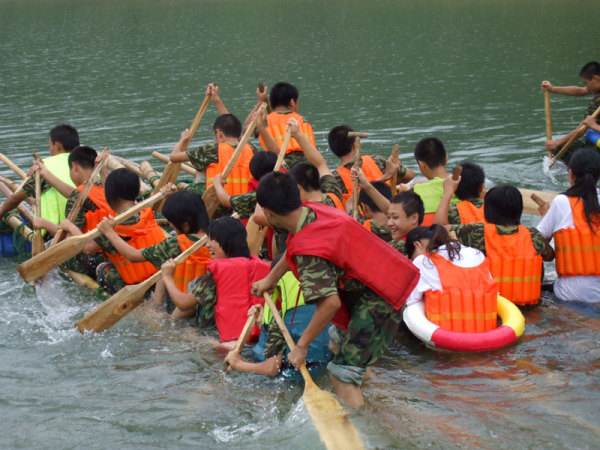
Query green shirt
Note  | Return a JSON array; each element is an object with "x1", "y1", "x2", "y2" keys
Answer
[{"x1": 413, "y1": 177, "x2": 458, "y2": 214}]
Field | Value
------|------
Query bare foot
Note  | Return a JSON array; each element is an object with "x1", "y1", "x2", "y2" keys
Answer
[{"x1": 330, "y1": 374, "x2": 364, "y2": 409}]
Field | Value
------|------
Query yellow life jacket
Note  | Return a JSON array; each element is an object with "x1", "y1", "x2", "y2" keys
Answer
[
  {"x1": 41, "y1": 153, "x2": 75, "y2": 224},
  {"x1": 262, "y1": 271, "x2": 305, "y2": 324}
]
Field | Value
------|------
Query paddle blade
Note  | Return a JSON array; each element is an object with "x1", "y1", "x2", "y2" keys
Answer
[
  {"x1": 76, "y1": 281, "x2": 151, "y2": 333},
  {"x1": 202, "y1": 186, "x2": 220, "y2": 218},
  {"x1": 31, "y1": 232, "x2": 44, "y2": 256},
  {"x1": 303, "y1": 381, "x2": 364, "y2": 450}
]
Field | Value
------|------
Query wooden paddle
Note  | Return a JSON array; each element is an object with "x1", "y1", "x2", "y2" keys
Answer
[
  {"x1": 518, "y1": 188, "x2": 556, "y2": 215},
  {"x1": 0, "y1": 180, "x2": 34, "y2": 222},
  {"x1": 17, "y1": 185, "x2": 175, "y2": 283},
  {"x1": 106, "y1": 156, "x2": 151, "y2": 194},
  {"x1": 224, "y1": 306, "x2": 260, "y2": 371},
  {"x1": 351, "y1": 137, "x2": 362, "y2": 220},
  {"x1": 203, "y1": 103, "x2": 267, "y2": 218},
  {"x1": 139, "y1": 161, "x2": 161, "y2": 188},
  {"x1": 544, "y1": 90, "x2": 553, "y2": 145},
  {"x1": 112, "y1": 155, "x2": 142, "y2": 177},
  {"x1": 76, "y1": 235, "x2": 208, "y2": 333},
  {"x1": 550, "y1": 104, "x2": 600, "y2": 166},
  {"x1": 66, "y1": 270, "x2": 100, "y2": 290},
  {"x1": 50, "y1": 149, "x2": 109, "y2": 246},
  {"x1": 274, "y1": 127, "x2": 292, "y2": 171},
  {"x1": 389, "y1": 144, "x2": 401, "y2": 196},
  {"x1": 1, "y1": 210, "x2": 33, "y2": 241},
  {"x1": 151, "y1": 151, "x2": 198, "y2": 176},
  {"x1": 0, "y1": 153, "x2": 27, "y2": 179},
  {"x1": 31, "y1": 156, "x2": 44, "y2": 256},
  {"x1": 263, "y1": 293, "x2": 364, "y2": 450}
]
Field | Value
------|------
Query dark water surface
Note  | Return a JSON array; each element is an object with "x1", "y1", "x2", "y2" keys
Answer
[{"x1": 1, "y1": 1, "x2": 599, "y2": 449}]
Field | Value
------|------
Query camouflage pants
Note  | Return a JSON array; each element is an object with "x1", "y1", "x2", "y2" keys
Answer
[
  {"x1": 61, "y1": 253, "x2": 103, "y2": 279},
  {"x1": 96, "y1": 262, "x2": 126, "y2": 294}
]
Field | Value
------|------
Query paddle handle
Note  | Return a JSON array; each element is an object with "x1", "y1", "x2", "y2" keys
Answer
[
  {"x1": 389, "y1": 144, "x2": 401, "y2": 197},
  {"x1": 225, "y1": 308, "x2": 259, "y2": 371},
  {"x1": 550, "y1": 105, "x2": 600, "y2": 166},
  {"x1": 531, "y1": 193, "x2": 546, "y2": 207},
  {"x1": 544, "y1": 90, "x2": 552, "y2": 141},
  {"x1": 189, "y1": 94, "x2": 211, "y2": 138},
  {"x1": 348, "y1": 131, "x2": 368, "y2": 138},
  {"x1": 274, "y1": 128, "x2": 292, "y2": 171},
  {"x1": 152, "y1": 151, "x2": 198, "y2": 176},
  {"x1": 31, "y1": 163, "x2": 44, "y2": 255},
  {"x1": 352, "y1": 138, "x2": 362, "y2": 220},
  {"x1": 452, "y1": 165, "x2": 462, "y2": 180},
  {"x1": 0, "y1": 180, "x2": 34, "y2": 222},
  {"x1": 0, "y1": 153, "x2": 27, "y2": 179}
]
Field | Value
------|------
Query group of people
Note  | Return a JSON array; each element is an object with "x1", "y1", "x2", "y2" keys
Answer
[{"x1": 1, "y1": 61, "x2": 599, "y2": 408}]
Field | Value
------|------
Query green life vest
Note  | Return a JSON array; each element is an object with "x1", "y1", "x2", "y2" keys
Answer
[
  {"x1": 262, "y1": 271, "x2": 305, "y2": 325},
  {"x1": 413, "y1": 177, "x2": 457, "y2": 213},
  {"x1": 40, "y1": 153, "x2": 74, "y2": 224}
]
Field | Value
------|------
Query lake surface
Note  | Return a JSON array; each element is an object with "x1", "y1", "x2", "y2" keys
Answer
[{"x1": 0, "y1": 1, "x2": 599, "y2": 449}]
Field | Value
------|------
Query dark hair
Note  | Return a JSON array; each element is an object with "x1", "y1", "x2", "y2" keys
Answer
[
  {"x1": 391, "y1": 191, "x2": 424, "y2": 224},
  {"x1": 405, "y1": 226, "x2": 435, "y2": 260},
  {"x1": 579, "y1": 61, "x2": 600, "y2": 80},
  {"x1": 49, "y1": 124, "x2": 80, "y2": 151},
  {"x1": 359, "y1": 181, "x2": 391, "y2": 213},
  {"x1": 208, "y1": 216, "x2": 250, "y2": 258},
  {"x1": 484, "y1": 185, "x2": 523, "y2": 226},
  {"x1": 289, "y1": 162, "x2": 320, "y2": 192},
  {"x1": 256, "y1": 172, "x2": 301, "y2": 214},
  {"x1": 250, "y1": 151, "x2": 277, "y2": 180},
  {"x1": 68, "y1": 146, "x2": 97, "y2": 170},
  {"x1": 213, "y1": 114, "x2": 242, "y2": 138},
  {"x1": 455, "y1": 161, "x2": 485, "y2": 200},
  {"x1": 414, "y1": 137, "x2": 447, "y2": 169},
  {"x1": 269, "y1": 82, "x2": 299, "y2": 109},
  {"x1": 162, "y1": 191, "x2": 208, "y2": 234},
  {"x1": 420, "y1": 224, "x2": 462, "y2": 261},
  {"x1": 328, "y1": 125, "x2": 355, "y2": 157},
  {"x1": 565, "y1": 148, "x2": 600, "y2": 228},
  {"x1": 104, "y1": 168, "x2": 140, "y2": 207}
]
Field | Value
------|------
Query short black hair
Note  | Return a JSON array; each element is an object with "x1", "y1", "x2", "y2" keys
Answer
[
  {"x1": 250, "y1": 151, "x2": 277, "y2": 180},
  {"x1": 405, "y1": 226, "x2": 435, "y2": 260},
  {"x1": 391, "y1": 191, "x2": 424, "y2": 224},
  {"x1": 455, "y1": 161, "x2": 485, "y2": 200},
  {"x1": 213, "y1": 114, "x2": 242, "y2": 139},
  {"x1": 414, "y1": 137, "x2": 447, "y2": 169},
  {"x1": 162, "y1": 191, "x2": 209, "y2": 234},
  {"x1": 359, "y1": 181, "x2": 391, "y2": 213},
  {"x1": 269, "y1": 82, "x2": 299, "y2": 109},
  {"x1": 579, "y1": 61, "x2": 600, "y2": 80},
  {"x1": 328, "y1": 125, "x2": 355, "y2": 157},
  {"x1": 256, "y1": 172, "x2": 301, "y2": 215},
  {"x1": 208, "y1": 216, "x2": 250, "y2": 258},
  {"x1": 68, "y1": 146, "x2": 97, "y2": 170},
  {"x1": 289, "y1": 162, "x2": 320, "y2": 192},
  {"x1": 104, "y1": 168, "x2": 140, "y2": 207},
  {"x1": 50, "y1": 124, "x2": 80, "y2": 151},
  {"x1": 484, "y1": 185, "x2": 523, "y2": 226}
]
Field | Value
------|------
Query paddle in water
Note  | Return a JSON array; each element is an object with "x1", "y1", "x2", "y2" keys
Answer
[
  {"x1": 31, "y1": 155, "x2": 44, "y2": 256},
  {"x1": 550, "y1": 104, "x2": 600, "y2": 166}
]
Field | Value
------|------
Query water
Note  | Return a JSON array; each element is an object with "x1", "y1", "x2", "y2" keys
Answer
[{"x1": 1, "y1": 0, "x2": 599, "y2": 448}]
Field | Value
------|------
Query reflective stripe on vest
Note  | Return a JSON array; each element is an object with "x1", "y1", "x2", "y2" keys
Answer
[
  {"x1": 424, "y1": 252, "x2": 498, "y2": 332},
  {"x1": 106, "y1": 208, "x2": 166, "y2": 284},
  {"x1": 258, "y1": 111, "x2": 315, "y2": 154},
  {"x1": 205, "y1": 142, "x2": 253, "y2": 196},
  {"x1": 336, "y1": 155, "x2": 384, "y2": 205},
  {"x1": 262, "y1": 271, "x2": 305, "y2": 325},
  {"x1": 325, "y1": 192, "x2": 344, "y2": 210},
  {"x1": 173, "y1": 234, "x2": 211, "y2": 293},
  {"x1": 484, "y1": 224, "x2": 542, "y2": 305},
  {"x1": 456, "y1": 200, "x2": 485, "y2": 224},
  {"x1": 210, "y1": 257, "x2": 271, "y2": 342},
  {"x1": 554, "y1": 196, "x2": 600, "y2": 276},
  {"x1": 78, "y1": 184, "x2": 114, "y2": 232},
  {"x1": 41, "y1": 153, "x2": 75, "y2": 224}
]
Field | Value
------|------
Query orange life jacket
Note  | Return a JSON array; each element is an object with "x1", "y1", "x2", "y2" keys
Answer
[
  {"x1": 105, "y1": 208, "x2": 166, "y2": 284},
  {"x1": 424, "y1": 252, "x2": 498, "y2": 332},
  {"x1": 258, "y1": 111, "x2": 315, "y2": 155},
  {"x1": 421, "y1": 213, "x2": 435, "y2": 227},
  {"x1": 173, "y1": 234, "x2": 211, "y2": 293},
  {"x1": 456, "y1": 200, "x2": 485, "y2": 224},
  {"x1": 209, "y1": 257, "x2": 271, "y2": 342},
  {"x1": 324, "y1": 192, "x2": 344, "y2": 210},
  {"x1": 205, "y1": 142, "x2": 253, "y2": 196},
  {"x1": 484, "y1": 224, "x2": 542, "y2": 305},
  {"x1": 76, "y1": 184, "x2": 114, "y2": 232},
  {"x1": 337, "y1": 155, "x2": 384, "y2": 205},
  {"x1": 554, "y1": 196, "x2": 600, "y2": 276},
  {"x1": 363, "y1": 219, "x2": 372, "y2": 232}
]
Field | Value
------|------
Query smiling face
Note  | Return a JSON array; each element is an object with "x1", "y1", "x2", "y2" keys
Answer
[
  {"x1": 208, "y1": 238, "x2": 226, "y2": 259},
  {"x1": 387, "y1": 202, "x2": 419, "y2": 241}
]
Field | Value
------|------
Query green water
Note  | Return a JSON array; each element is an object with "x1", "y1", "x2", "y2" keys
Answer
[{"x1": 1, "y1": 1, "x2": 599, "y2": 449}]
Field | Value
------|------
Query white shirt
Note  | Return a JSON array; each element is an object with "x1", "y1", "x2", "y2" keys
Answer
[
  {"x1": 536, "y1": 193, "x2": 600, "y2": 303},
  {"x1": 405, "y1": 245, "x2": 486, "y2": 306}
]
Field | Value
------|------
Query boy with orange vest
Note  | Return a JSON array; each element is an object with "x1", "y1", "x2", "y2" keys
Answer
[
  {"x1": 329, "y1": 125, "x2": 414, "y2": 208},
  {"x1": 257, "y1": 82, "x2": 315, "y2": 168},
  {"x1": 251, "y1": 172, "x2": 419, "y2": 408},
  {"x1": 451, "y1": 185, "x2": 553, "y2": 305},
  {"x1": 435, "y1": 161, "x2": 486, "y2": 225},
  {"x1": 97, "y1": 188, "x2": 210, "y2": 297}
]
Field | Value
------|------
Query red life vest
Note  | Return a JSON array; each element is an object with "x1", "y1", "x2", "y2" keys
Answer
[
  {"x1": 555, "y1": 196, "x2": 600, "y2": 276},
  {"x1": 105, "y1": 208, "x2": 166, "y2": 284},
  {"x1": 484, "y1": 224, "x2": 542, "y2": 305},
  {"x1": 209, "y1": 257, "x2": 271, "y2": 342},
  {"x1": 456, "y1": 200, "x2": 485, "y2": 224},
  {"x1": 258, "y1": 111, "x2": 315, "y2": 154},
  {"x1": 286, "y1": 202, "x2": 420, "y2": 329},
  {"x1": 173, "y1": 234, "x2": 211, "y2": 293},
  {"x1": 424, "y1": 252, "x2": 498, "y2": 332},
  {"x1": 205, "y1": 142, "x2": 253, "y2": 196},
  {"x1": 76, "y1": 184, "x2": 114, "y2": 232},
  {"x1": 336, "y1": 155, "x2": 383, "y2": 206}
]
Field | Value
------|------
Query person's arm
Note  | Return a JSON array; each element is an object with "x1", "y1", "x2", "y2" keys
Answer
[
  {"x1": 37, "y1": 160, "x2": 75, "y2": 198},
  {"x1": 434, "y1": 174, "x2": 461, "y2": 225},
  {"x1": 541, "y1": 81, "x2": 589, "y2": 96},
  {"x1": 256, "y1": 108, "x2": 279, "y2": 154},
  {"x1": 0, "y1": 190, "x2": 27, "y2": 220},
  {"x1": 251, "y1": 253, "x2": 289, "y2": 297},
  {"x1": 97, "y1": 218, "x2": 145, "y2": 262},
  {"x1": 169, "y1": 129, "x2": 193, "y2": 162},
  {"x1": 211, "y1": 175, "x2": 231, "y2": 208},
  {"x1": 352, "y1": 167, "x2": 391, "y2": 213},
  {"x1": 225, "y1": 352, "x2": 282, "y2": 376},
  {"x1": 32, "y1": 217, "x2": 58, "y2": 236},
  {"x1": 161, "y1": 259, "x2": 197, "y2": 310},
  {"x1": 289, "y1": 118, "x2": 331, "y2": 176},
  {"x1": 208, "y1": 83, "x2": 229, "y2": 116},
  {"x1": 583, "y1": 115, "x2": 600, "y2": 133}
]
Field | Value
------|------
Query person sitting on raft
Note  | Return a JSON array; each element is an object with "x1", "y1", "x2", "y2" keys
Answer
[
  {"x1": 161, "y1": 216, "x2": 270, "y2": 350},
  {"x1": 351, "y1": 168, "x2": 393, "y2": 241},
  {"x1": 537, "y1": 148, "x2": 600, "y2": 302},
  {"x1": 224, "y1": 271, "x2": 332, "y2": 378},
  {"x1": 435, "y1": 161, "x2": 486, "y2": 225},
  {"x1": 542, "y1": 61, "x2": 600, "y2": 155},
  {"x1": 403, "y1": 225, "x2": 499, "y2": 332},
  {"x1": 251, "y1": 172, "x2": 419, "y2": 408},
  {"x1": 0, "y1": 124, "x2": 79, "y2": 226},
  {"x1": 387, "y1": 191, "x2": 425, "y2": 255},
  {"x1": 449, "y1": 183, "x2": 553, "y2": 306}
]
